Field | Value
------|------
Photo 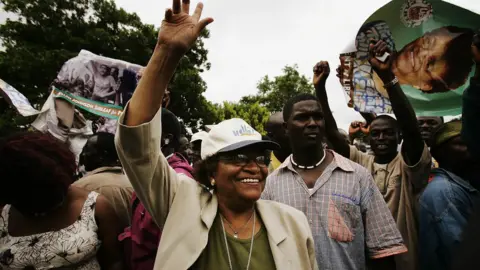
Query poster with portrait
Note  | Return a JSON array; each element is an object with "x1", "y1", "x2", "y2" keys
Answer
[
  {"x1": 51, "y1": 50, "x2": 144, "y2": 119},
  {"x1": 340, "y1": 0, "x2": 480, "y2": 116}
]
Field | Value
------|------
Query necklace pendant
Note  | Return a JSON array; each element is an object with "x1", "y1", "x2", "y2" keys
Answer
[{"x1": 234, "y1": 233, "x2": 238, "y2": 239}]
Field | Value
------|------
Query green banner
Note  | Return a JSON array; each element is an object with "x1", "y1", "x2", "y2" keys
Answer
[
  {"x1": 341, "y1": 0, "x2": 479, "y2": 116},
  {"x1": 52, "y1": 87, "x2": 123, "y2": 119}
]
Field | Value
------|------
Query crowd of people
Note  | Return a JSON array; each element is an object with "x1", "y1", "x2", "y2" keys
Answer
[{"x1": 0, "y1": 0, "x2": 479, "y2": 269}]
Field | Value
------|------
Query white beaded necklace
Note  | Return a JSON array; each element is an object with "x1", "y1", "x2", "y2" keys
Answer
[
  {"x1": 290, "y1": 149, "x2": 326, "y2": 170},
  {"x1": 220, "y1": 211, "x2": 256, "y2": 270}
]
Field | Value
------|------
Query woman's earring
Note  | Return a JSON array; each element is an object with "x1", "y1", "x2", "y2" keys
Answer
[{"x1": 210, "y1": 178, "x2": 216, "y2": 187}]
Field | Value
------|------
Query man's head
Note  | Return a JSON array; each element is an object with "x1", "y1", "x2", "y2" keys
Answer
[
  {"x1": 161, "y1": 108, "x2": 182, "y2": 156},
  {"x1": 283, "y1": 94, "x2": 325, "y2": 151},
  {"x1": 431, "y1": 120, "x2": 474, "y2": 173},
  {"x1": 417, "y1": 116, "x2": 444, "y2": 145},
  {"x1": 369, "y1": 115, "x2": 401, "y2": 158},
  {"x1": 80, "y1": 132, "x2": 119, "y2": 172},
  {"x1": 395, "y1": 26, "x2": 474, "y2": 93},
  {"x1": 265, "y1": 112, "x2": 291, "y2": 157},
  {"x1": 178, "y1": 135, "x2": 192, "y2": 161},
  {"x1": 99, "y1": 64, "x2": 109, "y2": 76}
]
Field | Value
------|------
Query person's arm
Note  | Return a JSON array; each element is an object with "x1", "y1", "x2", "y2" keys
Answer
[
  {"x1": 368, "y1": 40, "x2": 424, "y2": 166},
  {"x1": 95, "y1": 194, "x2": 125, "y2": 270},
  {"x1": 462, "y1": 33, "x2": 480, "y2": 160},
  {"x1": 419, "y1": 187, "x2": 443, "y2": 270},
  {"x1": 125, "y1": 0, "x2": 213, "y2": 126},
  {"x1": 360, "y1": 112, "x2": 376, "y2": 126},
  {"x1": 360, "y1": 168, "x2": 407, "y2": 267},
  {"x1": 313, "y1": 61, "x2": 350, "y2": 158},
  {"x1": 114, "y1": 0, "x2": 213, "y2": 227}
]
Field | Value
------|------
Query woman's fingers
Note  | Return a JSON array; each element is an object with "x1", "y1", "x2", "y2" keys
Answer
[
  {"x1": 164, "y1": 8, "x2": 173, "y2": 22},
  {"x1": 172, "y1": 0, "x2": 181, "y2": 14},
  {"x1": 192, "y1": 2, "x2": 204, "y2": 22},
  {"x1": 182, "y1": 0, "x2": 190, "y2": 14},
  {"x1": 195, "y1": 17, "x2": 214, "y2": 35}
]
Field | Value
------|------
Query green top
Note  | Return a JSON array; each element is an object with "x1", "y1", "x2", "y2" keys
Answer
[{"x1": 193, "y1": 214, "x2": 276, "y2": 270}]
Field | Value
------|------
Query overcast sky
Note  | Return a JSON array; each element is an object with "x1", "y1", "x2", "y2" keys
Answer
[
  {"x1": 1, "y1": 1, "x2": 478, "y2": 130},
  {"x1": 112, "y1": 0, "x2": 477, "y2": 130}
]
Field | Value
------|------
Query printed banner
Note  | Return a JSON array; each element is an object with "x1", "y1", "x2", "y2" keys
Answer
[
  {"x1": 0, "y1": 78, "x2": 40, "y2": 116},
  {"x1": 51, "y1": 50, "x2": 144, "y2": 118},
  {"x1": 340, "y1": 0, "x2": 480, "y2": 116}
]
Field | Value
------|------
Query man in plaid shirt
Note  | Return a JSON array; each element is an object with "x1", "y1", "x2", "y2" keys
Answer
[{"x1": 262, "y1": 92, "x2": 406, "y2": 270}]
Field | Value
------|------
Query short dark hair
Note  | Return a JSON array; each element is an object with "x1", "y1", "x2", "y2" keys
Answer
[
  {"x1": 162, "y1": 108, "x2": 181, "y2": 150},
  {"x1": 283, "y1": 93, "x2": 319, "y2": 122},
  {"x1": 371, "y1": 115, "x2": 399, "y2": 130},
  {"x1": 432, "y1": 26, "x2": 474, "y2": 92},
  {"x1": 0, "y1": 132, "x2": 76, "y2": 214},
  {"x1": 193, "y1": 155, "x2": 218, "y2": 190},
  {"x1": 93, "y1": 132, "x2": 118, "y2": 163}
]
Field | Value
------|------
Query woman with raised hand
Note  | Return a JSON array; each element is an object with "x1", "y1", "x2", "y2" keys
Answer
[{"x1": 114, "y1": 1, "x2": 318, "y2": 269}]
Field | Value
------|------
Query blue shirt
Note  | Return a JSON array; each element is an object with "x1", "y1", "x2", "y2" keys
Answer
[{"x1": 419, "y1": 168, "x2": 479, "y2": 270}]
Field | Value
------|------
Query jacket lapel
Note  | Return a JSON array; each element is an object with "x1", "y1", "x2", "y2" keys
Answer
[
  {"x1": 256, "y1": 201, "x2": 292, "y2": 269},
  {"x1": 200, "y1": 191, "x2": 218, "y2": 229}
]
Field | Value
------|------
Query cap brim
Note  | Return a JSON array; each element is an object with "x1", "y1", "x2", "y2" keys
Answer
[{"x1": 217, "y1": 140, "x2": 280, "y2": 154}]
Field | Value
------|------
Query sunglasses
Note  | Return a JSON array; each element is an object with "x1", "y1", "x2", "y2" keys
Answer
[{"x1": 218, "y1": 154, "x2": 271, "y2": 168}]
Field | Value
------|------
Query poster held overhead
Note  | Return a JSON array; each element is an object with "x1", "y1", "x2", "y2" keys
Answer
[{"x1": 340, "y1": 0, "x2": 480, "y2": 116}]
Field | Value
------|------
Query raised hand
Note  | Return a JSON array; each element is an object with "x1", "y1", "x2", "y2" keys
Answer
[
  {"x1": 313, "y1": 61, "x2": 330, "y2": 87},
  {"x1": 158, "y1": 0, "x2": 214, "y2": 53},
  {"x1": 368, "y1": 40, "x2": 394, "y2": 83}
]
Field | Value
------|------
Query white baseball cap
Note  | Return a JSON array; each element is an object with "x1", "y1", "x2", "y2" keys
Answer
[
  {"x1": 201, "y1": 118, "x2": 279, "y2": 160},
  {"x1": 191, "y1": 131, "x2": 208, "y2": 143}
]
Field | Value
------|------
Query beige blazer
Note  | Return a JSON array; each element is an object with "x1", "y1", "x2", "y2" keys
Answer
[{"x1": 115, "y1": 106, "x2": 318, "y2": 270}]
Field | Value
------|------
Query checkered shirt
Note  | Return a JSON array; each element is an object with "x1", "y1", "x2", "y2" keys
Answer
[{"x1": 262, "y1": 150, "x2": 407, "y2": 270}]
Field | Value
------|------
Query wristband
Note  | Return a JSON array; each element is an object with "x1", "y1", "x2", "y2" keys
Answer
[{"x1": 383, "y1": 77, "x2": 399, "y2": 89}]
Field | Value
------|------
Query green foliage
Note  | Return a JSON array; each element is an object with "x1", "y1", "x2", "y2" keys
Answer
[
  {"x1": 253, "y1": 64, "x2": 314, "y2": 112},
  {"x1": 213, "y1": 101, "x2": 270, "y2": 135},
  {"x1": 206, "y1": 64, "x2": 314, "y2": 134},
  {"x1": 0, "y1": 0, "x2": 213, "y2": 132}
]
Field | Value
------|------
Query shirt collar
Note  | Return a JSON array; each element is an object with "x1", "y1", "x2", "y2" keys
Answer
[{"x1": 278, "y1": 150, "x2": 355, "y2": 173}]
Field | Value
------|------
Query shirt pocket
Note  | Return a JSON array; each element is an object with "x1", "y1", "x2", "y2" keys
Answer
[{"x1": 327, "y1": 198, "x2": 361, "y2": 243}]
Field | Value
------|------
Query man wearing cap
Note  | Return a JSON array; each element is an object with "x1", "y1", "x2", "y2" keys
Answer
[{"x1": 419, "y1": 120, "x2": 480, "y2": 270}]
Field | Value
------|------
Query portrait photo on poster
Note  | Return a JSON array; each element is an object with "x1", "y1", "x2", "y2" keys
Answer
[
  {"x1": 52, "y1": 50, "x2": 143, "y2": 108},
  {"x1": 340, "y1": 0, "x2": 479, "y2": 116}
]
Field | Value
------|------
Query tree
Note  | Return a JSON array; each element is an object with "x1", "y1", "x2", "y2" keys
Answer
[
  {"x1": 205, "y1": 65, "x2": 314, "y2": 135},
  {"x1": 241, "y1": 64, "x2": 315, "y2": 112},
  {"x1": 0, "y1": 0, "x2": 213, "y2": 133},
  {"x1": 214, "y1": 101, "x2": 270, "y2": 135}
]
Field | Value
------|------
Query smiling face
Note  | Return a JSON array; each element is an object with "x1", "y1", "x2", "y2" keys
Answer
[
  {"x1": 285, "y1": 100, "x2": 325, "y2": 151},
  {"x1": 369, "y1": 118, "x2": 400, "y2": 158},
  {"x1": 394, "y1": 27, "x2": 472, "y2": 92},
  {"x1": 417, "y1": 116, "x2": 443, "y2": 145},
  {"x1": 214, "y1": 147, "x2": 269, "y2": 205}
]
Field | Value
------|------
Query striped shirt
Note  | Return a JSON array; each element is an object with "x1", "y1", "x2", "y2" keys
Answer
[{"x1": 262, "y1": 150, "x2": 406, "y2": 270}]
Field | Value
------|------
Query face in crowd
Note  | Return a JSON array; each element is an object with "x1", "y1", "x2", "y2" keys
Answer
[
  {"x1": 283, "y1": 94, "x2": 326, "y2": 151},
  {"x1": 213, "y1": 146, "x2": 271, "y2": 208},
  {"x1": 369, "y1": 116, "x2": 401, "y2": 158},
  {"x1": 265, "y1": 112, "x2": 291, "y2": 156},
  {"x1": 417, "y1": 116, "x2": 443, "y2": 146}
]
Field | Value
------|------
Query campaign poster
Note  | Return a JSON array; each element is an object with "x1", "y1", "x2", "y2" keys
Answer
[
  {"x1": 51, "y1": 50, "x2": 144, "y2": 119},
  {"x1": 340, "y1": 0, "x2": 480, "y2": 116}
]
